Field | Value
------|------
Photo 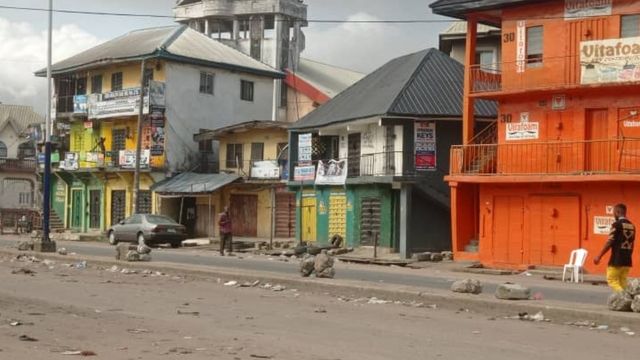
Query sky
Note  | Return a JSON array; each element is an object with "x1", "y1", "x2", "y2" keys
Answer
[{"x1": 0, "y1": 0, "x2": 451, "y2": 112}]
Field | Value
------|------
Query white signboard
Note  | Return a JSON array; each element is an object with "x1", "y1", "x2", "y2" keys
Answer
[
  {"x1": 581, "y1": 36, "x2": 640, "y2": 85},
  {"x1": 60, "y1": 152, "x2": 79, "y2": 171},
  {"x1": 315, "y1": 159, "x2": 348, "y2": 186},
  {"x1": 565, "y1": 0, "x2": 611, "y2": 19},
  {"x1": 516, "y1": 20, "x2": 526, "y2": 74},
  {"x1": 119, "y1": 150, "x2": 150, "y2": 169},
  {"x1": 298, "y1": 133, "x2": 313, "y2": 163},
  {"x1": 294, "y1": 165, "x2": 316, "y2": 181},
  {"x1": 88, "y1": 89, "x2": 150, "y2": 119},
  {"x1": 594, "y1": 216, "x2": 615, "y2": 235},
  {"x1": 506, "y1": 122, "x2": 539, "y2": 141},
  {"x1": 251, "y1": 160, "x2": 281, "y2": 179}
]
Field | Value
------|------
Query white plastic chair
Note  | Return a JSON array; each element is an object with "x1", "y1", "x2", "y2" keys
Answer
[{"x1": 562, "y1": 249, "x2": 588, "y2": 283}]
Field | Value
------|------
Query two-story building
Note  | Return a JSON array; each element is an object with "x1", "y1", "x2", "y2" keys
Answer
[
  {"x1": 37, "y1": 25, "x2": 282, "y2": 233},
  {"x1": 431, "y1": 0, "x2": 640, "y2": 275},
  {"x1": 288, "y1": 48, "x2": 496, "y2": 257}
]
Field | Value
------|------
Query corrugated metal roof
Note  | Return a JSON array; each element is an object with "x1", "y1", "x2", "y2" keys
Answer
[
  {"x1": 152, "y1": 172, "x2": 239, "y2": 195},
  {"x1": 37, "y1": 26, "x2": 282, "y2": 78},
  {"x1": 430, "y1": 0, "x2": 535, "y2": 20},
  {"x1": 0, "y1": 105, "x2": 44, "y2": 135},
  {"x1": 294, "y1": 58, "x2": 365, "y2": 98},
  {"x1": 290, "y1": 48, "x2": 497, "y2": 130}
]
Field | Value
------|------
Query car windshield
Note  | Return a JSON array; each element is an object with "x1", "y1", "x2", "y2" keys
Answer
[{"x1": 145, "y1": 215, "x2": 178, "y2": 225}]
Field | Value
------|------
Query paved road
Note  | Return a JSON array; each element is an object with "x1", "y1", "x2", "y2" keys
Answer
[{"x1": 0, "y1": 237, "x2": 611, "y2": 305}]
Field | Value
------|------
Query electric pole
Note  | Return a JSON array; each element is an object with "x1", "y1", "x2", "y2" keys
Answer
[{"x1": 132, "y1": 59, "x2": 147, "y2": 215}]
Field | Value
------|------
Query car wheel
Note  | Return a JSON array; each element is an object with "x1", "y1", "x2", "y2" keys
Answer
[
  {"x1": 108, "y1": 231, "x2": 118, "y2": 245},
  {"x1": 137, "y1": 233, "x2": 146, "y2": 246},
  {"x1": 170, "y1": 241, "x2": 181, "y2": 248}
]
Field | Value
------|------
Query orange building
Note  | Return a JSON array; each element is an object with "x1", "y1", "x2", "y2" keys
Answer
[{"x1": 431, "y1": 0, "x2": 640, "y2": 275}]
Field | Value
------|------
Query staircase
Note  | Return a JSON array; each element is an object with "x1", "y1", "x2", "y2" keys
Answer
[
  {"x1": 466, "y1": 122, "x2": 498, "y2": 174},
  {"x1": 414, "y1": 168, "x2": 451, "y2": 210},
  {"x1": 49, "y1": 210, "x2": 65, "y2": 232}
]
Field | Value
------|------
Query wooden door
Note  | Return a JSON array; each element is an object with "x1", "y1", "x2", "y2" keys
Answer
[
  {"x1": 301, "y1": 195, "x2": 317, "y2": 242},
  {"x1": 530, "y1": 195, "x2": 580, "y2": 266},
  {"x1": 275, "y1": 193, "x2": 295, "y2": 238},
  {"x1": 71, "y1": 190, "x2": 83, "y2": 230},
  {"x1": 195, "y1": 204, "x2": 214, "y2": 237},
  {"x1": 492, "y1": 196, "x2": 524, "y2": 265},
  {"x1": 348, "y1": 133, "x2": 361, "y2": 176},
  {"x1": 230, "y1": 194, "x2": 258, "y2": 237},
  {"x1": 89, "y1": 190, "x2": 101, "y2": 229},
  {"x1": 585, "y1": 109, "x2": 609, "y2": 172},
  {"x1": 111, "y1": 190, "x2": 126, "y2": 226}
]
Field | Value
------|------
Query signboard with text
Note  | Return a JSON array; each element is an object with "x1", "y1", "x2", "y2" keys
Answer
[
  {"x1": 88, "y1": 89, "x2": 149, "y2": 119},
  {"x1": 415, "y1": 121, "x2": 436, "y2": 171},
  {"x1": 565, "y1": 0, "x2": 611, "y2": 19},
  {"x1": 251, "y1": 160, "x2": 281, "y2": 179},
  {"x1": 581, "y1": 36, "x2": 640, "y2": 85},
  {"x1": 506, "y1": 122, "x2": 539, "y2": 141},
  {"x1": 594, "y1": 216, "x2": 615, "y2": 235},
  {"x1": 294, "y1": 165, "x2": 316, "y2": 181},
  {"x1": 118, "y1": 150, "x2": 150, "y2": 169}
]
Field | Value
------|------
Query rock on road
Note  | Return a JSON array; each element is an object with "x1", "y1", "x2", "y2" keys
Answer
[{"x1": 0, "y1": 254, "x2": 637, "y2": 360}]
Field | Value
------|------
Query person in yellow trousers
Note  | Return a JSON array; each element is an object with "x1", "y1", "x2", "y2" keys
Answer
[{"x1": 594, "y1": 203, "x2": 636, "y2": 292}]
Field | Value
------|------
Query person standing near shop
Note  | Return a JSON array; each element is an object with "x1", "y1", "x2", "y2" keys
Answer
[
  {"x1": 594, "y1": 203, "x2": 636, "y2": 292},
  {"x1": 218, "y1": 206, "x2": 233, "y2": 256}
]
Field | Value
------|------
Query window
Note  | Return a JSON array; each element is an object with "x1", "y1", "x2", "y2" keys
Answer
[
  {"x1": 241, "y1": 80, "x2": 254, "y2": 101},
  {"x1": 76, "y1": 77, "x2": 87, "y2": 95},
  {"x1": 143, "y1": 68, "x2": 154, "y2": 87},
  {"x1": 226, "y1": 143, "x2": 243, "y2": 168},
  {"x1": 475, "y1": 50, "x2": 496, "y2": 72},
  {"x1": 18, "y1": 192, "x2": 32, "y2": 205},
  {"x1": 251, "y1": 143, "x2": 264, "y2": 162},
  {"x1": 199, "y1": 72, "x2": 215, "y2": 95},
  {"x1": 0, "y1": 141, "x2": 6, "y2": 158},
  {"x1": 111, "y1": 72, "x2": 123, "y2": 91},
  {"x1": 277, "y1": 142, "x2": 288, "y2": 160},
  {"x1": 18, "y1": 142, "x2": 35, "y2": 159},
  {"x1": 280, "y1": 81, "x2": 288, "y2": 107},
  {"x1": 91, "y1": 75, "x2": 103, "y2": 94},
  {"x1": 621, "y1": 15, "x2": 640, "y2": 38},
  {"x1": 526, "y1": 26, "x2": 543, "y2": 67}
]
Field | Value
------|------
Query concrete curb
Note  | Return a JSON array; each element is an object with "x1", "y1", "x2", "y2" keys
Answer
[{"x1": 3, "y1": 248, "x2": 640, "y2": 330}]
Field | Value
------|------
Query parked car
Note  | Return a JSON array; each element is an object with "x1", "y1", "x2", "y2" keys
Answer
[{"x1": 107, "y1": 214, "x2": 186, "y2": 248}]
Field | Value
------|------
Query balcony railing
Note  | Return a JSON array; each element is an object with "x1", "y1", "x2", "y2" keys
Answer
[
  {"x1": 450, "y1": 138, "x2": 640, "y2": 176},
  {"x1": 0, "y1": 158, "x2": 37, "y2": 172},
  {"x1": 222, "y1": 159, "x2": 289, "y2": 180}
]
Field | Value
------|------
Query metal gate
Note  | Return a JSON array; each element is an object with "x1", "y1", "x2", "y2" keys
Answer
[
  {"x1": 275, "y1": 192, "x2": 295, "y2": 238},
  {"x1": 71, "y1": 190, "x2": 83, "y2": 230},
  {"x1": 328, "y1": 192, "x2": 347, "y2": 239},
  {"x1": 360, "y1": 197, "x2": 381, "y2": 246},
  {"x1": 111, "y1": 190, "x2": 126, "y2": 225},
  {"x1": 230, "y1": 194, "x2": 258, "y2": 237},
  {"x1": 111, "y1": 128, "x2": 126, "y2": 167},
  {"x1": 348, "y1": 133, "x2": 361, "y2": 176},
  {"x1": 89, "y1": 190, "x2": 101, "y2": 229},
  {"x1": 136, "y1": 190, "x2": 152, "y2": 214}
]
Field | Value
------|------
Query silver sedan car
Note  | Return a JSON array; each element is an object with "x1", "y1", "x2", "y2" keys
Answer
[{"x1": 107, "y1": 214, "x2": 187, "y2": 248}]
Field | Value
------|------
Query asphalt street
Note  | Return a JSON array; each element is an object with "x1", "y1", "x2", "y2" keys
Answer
[{"x1": 0, "y1": 237, "x2": 610, "y2": 305}]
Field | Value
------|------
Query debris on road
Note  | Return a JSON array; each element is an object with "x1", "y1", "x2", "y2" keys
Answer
[
  {"x1": 224, "y1": 281, "x2": 238, "y2": 286},
  {"x1": 250, "y1": 354, "x2": 273, "y2": 359},
  {"x1": 17, "y1": 241, "x2": 33, "y2": 251},
  {"x1": 127, "y1": 328, "x2": 150, "y2": 334},
  {"x1": 57, "y1": 248, "x2": 68, "y2": 255},
  {"x1": 11, "y1": 268, "x2": 35, "y2": 276},
  {"x1": 367, "y1": 297, "x2": 391, "y2": 305},
  {"x1": 314, "y1": 308, "x2": 327, "y2": 313},
  {"x1": 314, "y1": 250, "x2": 335, "y2": 278},
  {"x1": 608, "y1": 292, "x2": 633, "y2": 312},
  {"x1": 74, "y1": 261, "x2": 87, "y2": 269},
  {"x1": 61, "y1": 350, "x2": 97, "y2": 356},
  {"x1": 18, "y1": 335, "x2": 38, "y2": 342},
  {"x1": 176, "y1": 309, "x2": 200, "y2": 316},
  {"x1": 116, "y1": 243, "x2": 152, "y2": 262},
  {"x1": 451, "y1": 279, "x2": 482, "y2": 294},
  {"x1": 300, "y1": 254, "x2": 315, "y2": 277},
  {"x1": 271, "y1": 285, "x2": 286, "y2": 292},
  {"x1": 495, "y1": 282, "x2": 531, "y2": 300}
]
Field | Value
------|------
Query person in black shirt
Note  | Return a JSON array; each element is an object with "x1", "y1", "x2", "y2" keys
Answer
[{"x1": 594, "y1": 203, "x2": 635, "y2": 292}]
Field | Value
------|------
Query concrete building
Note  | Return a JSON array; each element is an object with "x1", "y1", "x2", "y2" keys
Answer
[
  {"x1": 174, "y1": 0, "x2": 308, "y2": 121},
  {"x1": 288, "y1": 49, "x2": 496, "y2": 257},
  {"x1": 37, "y1": 25, "x2": 282, "y2": 233},
  {"x1": 439, "y1": 21, "x2": 501, "y2": 67},
  {"x1": 0, "y1": 105, "x2": 42, "y2": 210},
  {"x1": 432, "y1": 0, "x2": 640, "y2": 275}
]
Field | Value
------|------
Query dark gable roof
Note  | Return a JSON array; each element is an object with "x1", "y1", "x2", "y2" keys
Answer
[
  {"x1": 35, "y1": 26, "x2": 283, "y2": 79},
  {"x1": 430, "y1": 0, "x2": 539, "y2": 20},
  {"x1": 290, "y1": 48, "x2": 497, "y2": 130}
]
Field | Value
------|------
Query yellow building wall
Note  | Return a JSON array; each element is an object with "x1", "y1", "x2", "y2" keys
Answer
[
  {"x1": 69, "y1": 122, "x2": 100, "y2": 168},
  {"x1": 87, "y1": 61, "x2": 167, "y2": 93},
  {"x1": 218, "y1": 128, "x2": 288, "y2": 174},
  {"x1": 219, "y1": 185, "x2": 273, "y2": 239},
  {"x1": 104, "y1": 173, "x2": 155, "y2": 226}
]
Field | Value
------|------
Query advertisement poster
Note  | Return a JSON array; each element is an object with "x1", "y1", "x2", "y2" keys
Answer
[
  {"x1": 150, "y1": 127, "x2": 165, "y2": 156},
  {"x1": 60, "y1": 152, "x2": 79, "y2": 171},
  {"x1": 294, "y1": 165, "x2": 316, "y2": 181},
  {"x1": 88, "y1": 89, "x2": 149, "y2": 119},
  {"x1": 85, "y1": 152, "x2": 104, "y2": 166},
  {"x1": 298, "y1": 133, "x2": 312, "y2": 163},
  {"x1": 119, "y1": 150, "x2": 150, "y2": 169},
  {"x1": 251, "y1": 160, "x2": 281, "y2": 179},
  {"x1": 415, "y1": 121, "x2": 436, "y2": 171},
  {"x1": 315, "y1": 159, "x2": 348, "y2": 185},
  {"x1": 565, "y1": 0, "x2": 611, "y2": 19},
  {"x1": 149, "y1": 107, "x2": 165, "y2": 128},
  {"x1": 73, "y1": 95, "x2": 88, "y2": 114},
  {"x1": 581, "y1": 36, "x2": 640, "y2": 84},
  {"x1": 149, "y1": 80, "x2": 166, "y2": 107},
  {"x1": 506, "y1": 122, "x2": 539, "y2": 140},
  {"x1": 594, "y1": 216, "x2": 615, "y2": 235}
]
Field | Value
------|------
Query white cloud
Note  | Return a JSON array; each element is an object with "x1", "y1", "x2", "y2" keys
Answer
[
  {"x1": 0, "y1": 18, "x2": 101, "y2": 112},
  {"x1": 303, "y1": 12, "x2": 430, "y2": 74}
]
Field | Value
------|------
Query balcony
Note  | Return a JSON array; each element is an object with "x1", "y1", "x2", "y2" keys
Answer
[
  {"x1": 0, "y1": 158, "x2": 37, "y2": 172},
  {"x1": 222, "y1": 159, "x2": 289, "y2": 181},
  {"x1": 450, "y1": 138, "x2": 640, "y2": 177}
]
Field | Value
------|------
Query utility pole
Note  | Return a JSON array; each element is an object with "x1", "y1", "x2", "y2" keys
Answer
[
  {"x1": 36, "y1": 0, "x2": 56, "y2": 252},
  {"x1": 132, "y1": 59, "x2": 146, "y2": 215}
]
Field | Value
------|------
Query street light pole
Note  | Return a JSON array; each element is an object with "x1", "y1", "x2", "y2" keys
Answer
[{"x1": 38, "y1": 0, "x2": 56, "y2": 252}]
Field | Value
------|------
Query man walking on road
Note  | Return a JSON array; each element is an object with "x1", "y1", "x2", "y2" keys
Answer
[
  {"x1": 594, "y1": 203, "x2": 635, "y2": 292},
  {"x1": 219, "y1": 206, "x2": 233, "y2": 256}
]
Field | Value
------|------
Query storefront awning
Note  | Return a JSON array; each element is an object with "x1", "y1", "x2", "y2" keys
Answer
[{"x1": 152, "y1": 172, "x2": 239, "y2": 196}]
